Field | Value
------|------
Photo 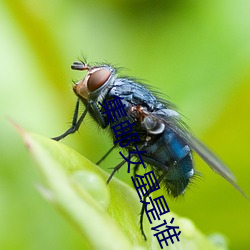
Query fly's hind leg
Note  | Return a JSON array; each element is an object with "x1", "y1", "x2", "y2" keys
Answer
[{"x1": 139, "y1": 174, "x2": 165, "y2": 240}]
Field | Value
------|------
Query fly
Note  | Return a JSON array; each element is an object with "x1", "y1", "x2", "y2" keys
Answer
[{"x1": 52, "y1": 60, "x2": 247, "y2": 238}]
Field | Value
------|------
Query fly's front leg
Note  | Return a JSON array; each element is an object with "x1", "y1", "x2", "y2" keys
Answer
[
  {"x1": 89, "y1": 100, "x2": 107, "y2": 129},
  {"x1": 52, "y1": 99, "x2": 89, "y2": 141}
]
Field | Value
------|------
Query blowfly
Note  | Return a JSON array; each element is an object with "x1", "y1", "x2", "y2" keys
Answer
[{"x1": 52, "y1": 60, "x2": 246, "y2": 237}]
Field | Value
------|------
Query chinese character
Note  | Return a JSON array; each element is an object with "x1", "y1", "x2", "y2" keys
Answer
[
  {"x1": 152, "y1": 218, "x2": 181, "y2": 249},
  {"x1": 119, "y1": 145, "x2": 146, "y2": 173},
  {"x1": 131, "y1": 174, "x2": 149, "y2": 200},
  {"x1": 111, "y1": 120, "x2": 140, "y2": 147},
  {"x1": 131, "y1": 171, "x2": 160, "y2": 200},
  {"x1": 153, "y1": 195, "x2": 170, "y2": 216},
  {"x1": 99, "y1": 95, "x2": 127, "y2": 125},
  {"x1": 144, "y1": 171, "x2": 160, "y2": 193},
  {"x1": 141, "y1": 196, "x2": 170, "y2": 224}
]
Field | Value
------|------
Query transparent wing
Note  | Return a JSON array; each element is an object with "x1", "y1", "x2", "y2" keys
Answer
[{"x1": 146, "y1": 109, "x2": 248, "y2": 198}]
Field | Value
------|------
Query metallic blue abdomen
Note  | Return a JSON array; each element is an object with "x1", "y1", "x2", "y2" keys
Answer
[{"x1": 142, "y1": 128, "x2": 194, "y2": 197}]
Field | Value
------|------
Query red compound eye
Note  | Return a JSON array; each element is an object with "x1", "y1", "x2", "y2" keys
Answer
[{"x1": 87, "y1": 68, "x2": 111, "y2": 92}]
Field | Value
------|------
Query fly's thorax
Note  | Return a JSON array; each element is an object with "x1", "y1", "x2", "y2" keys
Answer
[{"x1": 73, "y1": 64, "x2": 117, "y2": 103}]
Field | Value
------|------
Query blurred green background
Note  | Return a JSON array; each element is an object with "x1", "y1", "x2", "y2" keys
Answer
[{"x1": 1, "y1": 0, "x2": 250, "y2": 249}]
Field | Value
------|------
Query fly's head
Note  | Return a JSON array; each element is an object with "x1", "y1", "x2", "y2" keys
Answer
[{"x1": 72, "y1": 61, "x2": 116, "y2": 101}]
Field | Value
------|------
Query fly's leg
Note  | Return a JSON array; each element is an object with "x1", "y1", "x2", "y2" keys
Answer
[
  {"x1": 89, "y1": 100, "x2": 106, "y2": 128},
  {"x1": 52, "y1": 100, "x2": 106, "y2": 141},
  {"x1": 52, "y1": 99, "x2": 89, "y2": 141},
  {"x1": 89, "y1": 99, "x2": 114, "y2": 164},
  {"x1": 133, "y1": 164, "x2": 140, "y2": 178},
  {"x1": 106, "y1": 159, "x2": 127, "y2": 184},
  {"x1": 140, "y1": 193, "x2": 148, "y2": 240},
  {"x1": 96, "y1": 145, "x2": 116, "y2": 165}
]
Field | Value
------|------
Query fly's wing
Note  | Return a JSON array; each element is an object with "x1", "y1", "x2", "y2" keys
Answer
[
  {"x1": 151, "y1": 110, "x2": 248, "y2": 198},
  {"x1": 181, "y1": 131, "x2": 248, "y2": 198}
]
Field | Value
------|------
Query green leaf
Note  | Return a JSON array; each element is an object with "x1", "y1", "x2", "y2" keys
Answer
[{"x1": 19, "y1": 127, "x2": 227, "y2": 250}]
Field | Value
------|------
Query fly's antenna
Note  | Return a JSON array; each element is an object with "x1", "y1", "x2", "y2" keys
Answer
[{"x1": 71, "y1": 61, "x2": 89, "y2": 71}]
